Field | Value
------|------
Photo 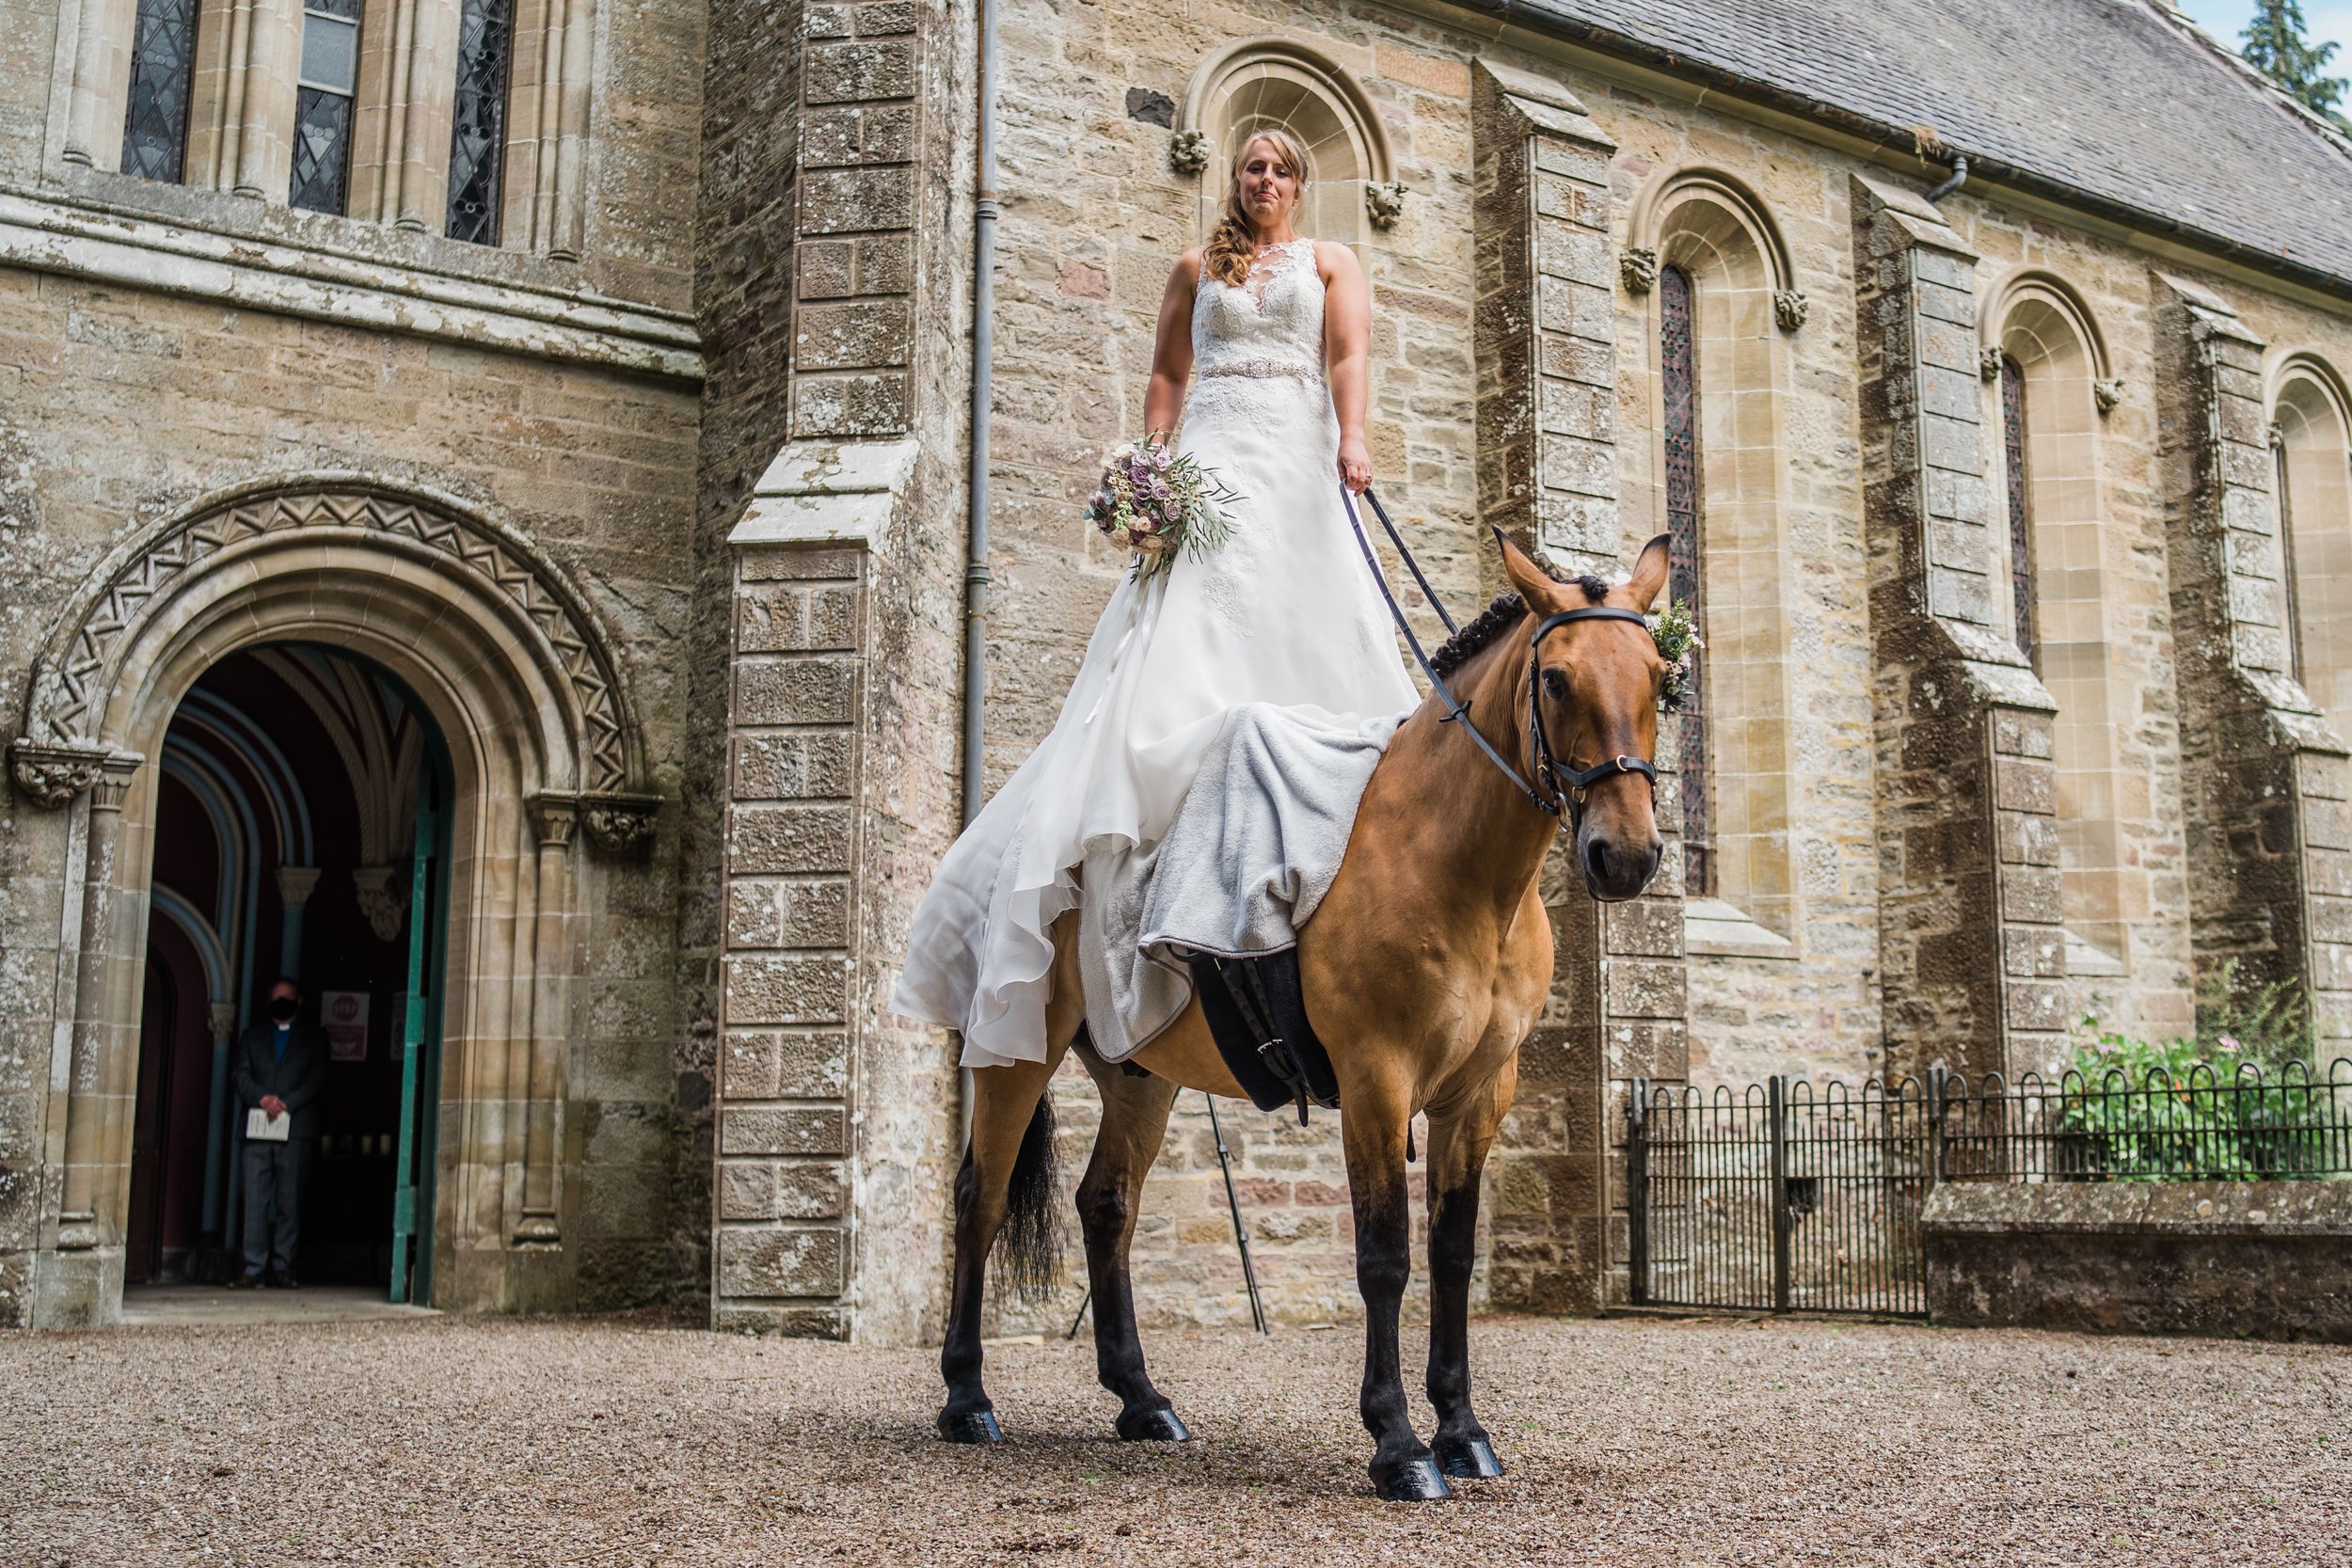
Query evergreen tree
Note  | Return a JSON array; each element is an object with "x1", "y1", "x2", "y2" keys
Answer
[{"x1": 2241, "y1": 0, "x2": 2350, "y2": 124}]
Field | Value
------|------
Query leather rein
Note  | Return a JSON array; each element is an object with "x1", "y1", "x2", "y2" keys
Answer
[{"x1": 1341, "y1": 486, "x2": 1659, "y2": 829}]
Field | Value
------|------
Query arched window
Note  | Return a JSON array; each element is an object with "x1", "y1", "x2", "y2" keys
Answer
[
  {"x1": 2000, "y1": 354, "x2": 2036, "y2": 664},
  {"x1": 2273, "y1": 361, "x2": 2352, "y2": 723},
  {"x1": 1635, "y1": 170, "x2": 1800, "y2": 943},
  {"x1": 1991, "y1": 274, "x2": 2124, "y2": 976},
  {"x1": 120, "y1": 0, "x2": 200, "y2": 182},
  {"x1": 1179, "y1": 39, "x2": 1394, "y2": 252},
  {"x1": 290, "y1": 0, "x2": 364, "y2": 214},
  {"x1": 1659, "y1": 261, "x2": 1711, "y2": 896},
  {"x1": 446, "y1": 0, "x2": 517, "y2": 243}
]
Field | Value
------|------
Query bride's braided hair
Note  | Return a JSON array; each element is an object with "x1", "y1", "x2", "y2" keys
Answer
[{"x1": 1202, "y1": 127, "x2": 1312, "y2": 288}]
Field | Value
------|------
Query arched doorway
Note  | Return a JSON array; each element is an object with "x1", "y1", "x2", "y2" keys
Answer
[
  {"x1": 11, "y1": 479, "x2": 660, "y2": 1326},
  {"x1": 121, "y1": 646, "x2": 453, "y2": 1300}
]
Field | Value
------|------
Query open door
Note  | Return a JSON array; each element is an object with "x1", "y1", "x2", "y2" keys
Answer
[{"x1": 389, "y1": 763, "x2": 449, "y2": 1305}]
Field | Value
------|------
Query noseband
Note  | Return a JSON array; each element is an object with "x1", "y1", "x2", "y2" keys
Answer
[{"x1": 1342, "y1": 488, "x2": 1660, "y2": 830}]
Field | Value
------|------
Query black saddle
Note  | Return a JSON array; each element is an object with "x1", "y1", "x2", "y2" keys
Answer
[{"x1": 1184, "y1": 948, "x2": 1339, "y2": 1123}]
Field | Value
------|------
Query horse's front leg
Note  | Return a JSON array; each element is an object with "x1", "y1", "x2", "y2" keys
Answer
[
  {"x1": 1073, "y1": 1050, "x2": 1187, "y2": 1440},
  {"x1": 1423, "y1": 1054, "x2": 1514, "y2": 1480},
  {"x1": 1342, "y1": 1085, "x2": 1449, "y2": 1500},
  {"x1": 938, "y1": 1053, "x2": 1060, "y2": 1443}
]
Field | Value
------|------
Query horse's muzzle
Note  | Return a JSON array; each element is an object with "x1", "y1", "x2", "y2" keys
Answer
[{"x1": 1579, "y1": 828, "x2": 1663, "y2": 902}]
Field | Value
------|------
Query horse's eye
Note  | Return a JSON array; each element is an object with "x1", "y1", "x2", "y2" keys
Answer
[{"x1": 1542, "y1": 667, "x2": 1569, "y2": 701}]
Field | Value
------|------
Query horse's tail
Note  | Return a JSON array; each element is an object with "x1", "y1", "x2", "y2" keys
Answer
[{"x1": 997, "y1": 1085, "x2": 1063, "y2": 1303}]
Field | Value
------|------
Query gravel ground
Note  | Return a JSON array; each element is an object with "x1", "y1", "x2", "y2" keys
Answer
[{"x1": 6, "y1": 1310, "x2": 2348, "y2": 1567}]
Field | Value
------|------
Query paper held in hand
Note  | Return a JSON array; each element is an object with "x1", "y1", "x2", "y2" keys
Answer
[{"x1": 246, "y1": 1108, "x2": 291, "y2": 1142}]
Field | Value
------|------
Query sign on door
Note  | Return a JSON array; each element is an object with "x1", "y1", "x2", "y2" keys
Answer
[{"x1": 323, "y1": 990, "x2": 371, "y2": 1062}]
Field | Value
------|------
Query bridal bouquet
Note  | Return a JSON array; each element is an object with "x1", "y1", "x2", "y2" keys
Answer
[{"x1": 1086, "y1": 434, "x2": 1238, "y2": 580}]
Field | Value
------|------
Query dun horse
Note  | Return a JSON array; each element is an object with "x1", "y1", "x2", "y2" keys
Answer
[{"x1": 939, "y1": 531, "x2": 1671, "y2": 1500}]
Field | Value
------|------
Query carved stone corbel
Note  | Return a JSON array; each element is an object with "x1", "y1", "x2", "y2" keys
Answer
[
  {"x1": 1169, "y1": 129, "x2": 1212, "y2": 176},
  {"x1": 9, "y1": 740, "x2": 119, "y2": 808},
  {"x1": 576, "y1": 791, "x2": 661, "y2": 853},
  {"x1": 1364, "y1": 180, "x2": 1408, "y2": 231},
  {"x1": 1618, "y1": 246, "x2": 1659, "y2": 294},
  {"x1": 1772, "y1": 290, "x2": 1809, "y2": 332},
  {"x1": 2094, "y1": 377, "x2": 2125, "y2": 416},
  {"x1": 1979, "y1": 344, "x2": 2006, "y2": 382},
  {"x1": 353, "y1": 864, "x2": 409, "y2": 942},
  {"x1": 529, "y1": 791, "x2": 581, "y2": 848}
]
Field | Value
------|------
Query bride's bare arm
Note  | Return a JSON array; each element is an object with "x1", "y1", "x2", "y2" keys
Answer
[
  {"x1": 1143, "y1": 251, "x2": 1202, "y2": 438},
  {"x1": 1319, "y1": 243, "x2": 1373, "y2": 492}
]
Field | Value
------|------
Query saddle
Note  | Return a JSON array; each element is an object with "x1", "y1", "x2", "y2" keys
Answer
[{"x1": 1184, "y1": 948, "x2": 1339, "y2": 1123}]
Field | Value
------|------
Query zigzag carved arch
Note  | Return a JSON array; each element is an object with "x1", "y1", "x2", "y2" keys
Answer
[{"x1": 14, "y1": 475, "x2": 649, "y2": 813}]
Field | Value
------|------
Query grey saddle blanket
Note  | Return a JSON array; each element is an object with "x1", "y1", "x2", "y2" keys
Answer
[{"x1": 1076, "y1": 702, "x2": 1405, "y2": 1062}]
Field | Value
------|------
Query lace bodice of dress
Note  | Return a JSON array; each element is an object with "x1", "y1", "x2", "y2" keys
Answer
[{"x1": 1190, "y1": 239, "x2": 1326, "y2": 381}]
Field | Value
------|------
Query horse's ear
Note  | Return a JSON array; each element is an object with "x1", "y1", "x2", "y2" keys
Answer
[
  {"x1": 1493, "y1": 528, "x2": 1561, "y2": 610},
  {"x1": 1625, "y1": 533, "x2": 1672, "y2": 610}
]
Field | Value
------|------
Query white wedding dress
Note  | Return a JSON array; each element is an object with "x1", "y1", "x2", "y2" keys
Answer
[{"x1": 891, "y1": 238, "x2": 1420, "y2": 1069}]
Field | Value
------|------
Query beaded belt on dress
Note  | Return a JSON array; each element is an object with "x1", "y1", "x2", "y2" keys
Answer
[{"x1": 1198, "y1": 359, "x2": 1324, "y2": 382}]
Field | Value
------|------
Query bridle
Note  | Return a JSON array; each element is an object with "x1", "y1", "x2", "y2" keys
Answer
[{"x1": 1342, "y1": 487, "x2": 1660, "y2": 830}]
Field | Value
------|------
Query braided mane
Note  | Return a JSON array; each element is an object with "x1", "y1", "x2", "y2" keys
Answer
[{"x1": 1424, "y1": 571, "x2": 1611, "y2": 677}]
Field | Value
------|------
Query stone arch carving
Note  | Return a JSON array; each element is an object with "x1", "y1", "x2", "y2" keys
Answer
[
  {"x1": 1628, "y1": 168, "x2": 1804, "y2": 328},
  {"x1": 1632, "y1": 168, "x2": 1804, "y2": 959},
  {"x1": 22, "y1": 474, "x2": 631, "y2": 1319},
  {"x1": 2269, "y1": 352, "x2": 2352, "y2": 730},
  {"x1": 1988, "y1": 270, "x2": 2129, "y2": 975},
  {"x1": 1178, "y1": 38, "x2": 1396, "y2": 245},
  {"x1": 12, "y1": 475, "x2": 656, "y2": 846}
]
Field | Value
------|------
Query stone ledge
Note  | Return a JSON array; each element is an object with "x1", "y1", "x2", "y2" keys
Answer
[
  {"x1": 1683, "y1": 896, "x2": 1795, "y2": 959},
  {"x1": 0, "y1": 190, "x2": 702, "y2": 382},
  {"x1": 730, "y1": 437, "x2": 921, "y2": 550},
  {"x1": 1923, "y1": 1179, "x2": 2352, "y2": 1237}
]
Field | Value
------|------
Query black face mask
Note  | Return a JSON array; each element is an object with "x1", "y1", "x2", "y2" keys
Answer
[{"x1": 269, "y1": 998, "x2": 299, "y2": 1023}]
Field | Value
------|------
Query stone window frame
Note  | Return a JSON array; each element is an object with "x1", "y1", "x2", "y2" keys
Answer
[
  {"x1": 2268, "y1": 352, "x2": 2352, "y2": 738},
  {"x1": 1982, "y1": 269, "x2": 2129, "y2": 978},
  {"x1": 53, "y1": 0, "x2": 591, "y2": 259},
  {"x1": 1176, "y1": 37, "x2": 1395, "y2": 260},
  {"x1": 1629, "y1": 167, "x2": 1803, "y2": 956}
]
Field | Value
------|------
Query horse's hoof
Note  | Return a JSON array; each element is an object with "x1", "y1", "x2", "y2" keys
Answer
[
  {"x1": 937, "y1": 1409, "x2": 1004, "y2": 1444},
  {"x1": 1436, "y1": 1435, "x2": 1504, "y2": 1480},
  {"x1": 1116, "y1": 1406, "x2": 1191, "y2": 1443},
  {"x1": 1372, "y1": 1455, "x2": 1453, "y2": 1502}
]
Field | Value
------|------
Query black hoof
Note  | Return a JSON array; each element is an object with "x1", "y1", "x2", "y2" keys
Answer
[
  {"x1": 1372, "y1": 1455, "x2": 1453, "y2": 1502},
  {"x1": 1115, "y1": 1406, "x2": 1191, "y2": 1443},
  {"x1": 937, "y1": 1409, "x2": 1004, "y2": 1444},
  {"x1": 1436, "y1": 1435, "x2": 1504, "y2": 1480}
]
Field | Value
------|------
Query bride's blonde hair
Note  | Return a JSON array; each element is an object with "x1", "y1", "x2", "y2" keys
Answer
[{"x1": 1202, "y1": 127, "x2": 1311, "y2": 288}]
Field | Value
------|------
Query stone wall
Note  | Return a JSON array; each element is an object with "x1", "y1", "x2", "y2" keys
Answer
[{"x1": 1923, "y1": 1180, "x2": 2352, "y2": 1342}]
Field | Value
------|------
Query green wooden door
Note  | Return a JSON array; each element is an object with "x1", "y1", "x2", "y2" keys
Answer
[{"x1": 389, "y1": 772, "x2": 445, "y2": 1304}]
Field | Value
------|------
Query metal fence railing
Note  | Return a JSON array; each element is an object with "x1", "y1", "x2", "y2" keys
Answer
[{"x1": 1622, "y1": 1059, "x2": 2352, "y2": 1319}]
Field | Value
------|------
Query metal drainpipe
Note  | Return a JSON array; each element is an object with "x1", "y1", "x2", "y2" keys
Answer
[
  {"x1": 1924, "y1": 153, "x2": 1969, "y2": 204},
  {"x1": 958, "y1": 0, "x2": 1000, "y2": 1146}
]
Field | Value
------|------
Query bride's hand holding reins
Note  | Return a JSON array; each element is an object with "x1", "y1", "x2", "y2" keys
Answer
[{"x1": 1337, "y1": 434, "x2": 1372, "y2": 493}]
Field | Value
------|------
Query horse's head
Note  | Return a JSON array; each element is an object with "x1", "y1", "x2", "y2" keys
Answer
[{"x1": 1497, "y1": 531, "x2": 1672, "y2": 902}]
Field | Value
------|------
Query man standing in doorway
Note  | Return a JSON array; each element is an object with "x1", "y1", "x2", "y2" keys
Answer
[{"x1": 230, "y1": 977, "x2": 328, "y2": 1289}]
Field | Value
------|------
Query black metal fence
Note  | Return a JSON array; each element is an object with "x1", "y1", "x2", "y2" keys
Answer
[{"x1": 1622, "y1": 1058, "x2": 2352, "y2": 1318}]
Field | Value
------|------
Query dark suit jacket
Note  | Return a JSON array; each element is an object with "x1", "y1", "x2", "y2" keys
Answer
[{"x1": 232, "y1": 1019, "x2": 330, "y2": 1139}]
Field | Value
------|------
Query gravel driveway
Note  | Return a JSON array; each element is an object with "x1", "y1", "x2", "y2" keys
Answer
[{"x1": 5, "y1": 1311, "x2": 2346, "y2": 1566}]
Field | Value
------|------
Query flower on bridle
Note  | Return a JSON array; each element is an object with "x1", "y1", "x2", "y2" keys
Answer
[{"x1": 1650, "y1": 599, "x2": 1701, "y2": 714}]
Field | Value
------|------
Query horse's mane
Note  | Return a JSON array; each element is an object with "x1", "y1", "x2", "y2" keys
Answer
[{"x1": 1424, "y1": 571, "x2": 1610, "y2": 677}]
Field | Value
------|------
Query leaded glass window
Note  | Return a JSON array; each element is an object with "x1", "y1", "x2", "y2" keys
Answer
[
  {"x1": 2000, "y1": 355, "x2": 2037, "y2": 668},
  {"x1": 290, "y1": 0, "x2": 361, "y2": 214},
  {"x1": 446, "y1": 0, "x2": 516, "y2": 245},
  {"x1": 1660, "y1": 264, "x2": 1712, "y2": 898},
  {"x1": 120, "y1": 0, "x2": 199, "y2": 182},
  {"x1": 2276, "y1": 436, "x2": 2304, "y2": 686}
]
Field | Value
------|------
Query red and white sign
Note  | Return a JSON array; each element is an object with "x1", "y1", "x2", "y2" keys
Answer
[{"x1": 323, "y1": 990, "x2": 371, "y2": 1062}]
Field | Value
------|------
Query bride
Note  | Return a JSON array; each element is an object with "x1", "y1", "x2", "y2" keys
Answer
[{"x1": 892, "y1": 127, "x2": 1419, "y2": 1068}]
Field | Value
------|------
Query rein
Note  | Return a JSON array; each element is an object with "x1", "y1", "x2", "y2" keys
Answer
[{"x1": 1341, "y1": 487, "x2": 1659, "y2": 828}]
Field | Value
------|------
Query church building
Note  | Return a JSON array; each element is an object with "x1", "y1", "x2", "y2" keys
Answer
[{"x1": 4, "y1": 0, "x2": 2350, "y2": 1339}]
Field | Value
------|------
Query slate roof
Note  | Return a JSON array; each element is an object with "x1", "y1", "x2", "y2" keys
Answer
[{"x1": 1492, "y1": 0, "x2": 2352, "y2": 293}]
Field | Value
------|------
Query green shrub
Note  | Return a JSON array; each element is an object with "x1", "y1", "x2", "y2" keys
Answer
[{"x1": 2055, "y1": 965, "x2": 2339, "y2": 1180}]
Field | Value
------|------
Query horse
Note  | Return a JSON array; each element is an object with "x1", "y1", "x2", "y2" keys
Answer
[{"x1": 937, "y1": 529, "x2": 1671, "y2": 1501}]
